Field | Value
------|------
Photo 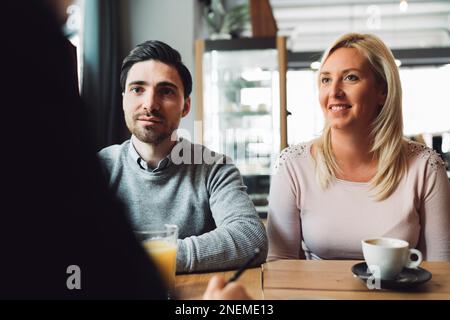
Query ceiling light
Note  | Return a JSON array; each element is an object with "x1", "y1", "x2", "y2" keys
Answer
[
  {"x1": 310, "y1": 61, "x2": 321, "y2": 70},
  {"x1": 399, "y1": 0, "x2": 408, "y2": 12}
]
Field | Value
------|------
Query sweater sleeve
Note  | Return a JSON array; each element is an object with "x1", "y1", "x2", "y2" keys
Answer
[
  {"x1": 267, "y1": 151, "x2": 305, "y2": 260},
  {"x1": 418, "y1": 153, "x2": 450, "y2": 261},
  {"x1": 176, "y1": 162, "x2": 268, "y2": 273}
]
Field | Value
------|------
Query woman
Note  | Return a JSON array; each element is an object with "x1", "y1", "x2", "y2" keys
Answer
[{"x1": 267, "y1": 33, "x2": 450, "y2": 261}]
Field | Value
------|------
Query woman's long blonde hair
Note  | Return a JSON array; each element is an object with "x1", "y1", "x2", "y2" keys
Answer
[{"x1": 315, "y1": 32, "x2": 407, "y2": 201}]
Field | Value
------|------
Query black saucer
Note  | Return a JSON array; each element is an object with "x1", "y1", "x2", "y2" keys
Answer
[{"x1": 351, "y1": 262, "x2": 432, "y2": 290}]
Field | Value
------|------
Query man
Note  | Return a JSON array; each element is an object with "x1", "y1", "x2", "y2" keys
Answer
[{"x1": 98, "y1": 41, "x2": 268, "y2": 273}]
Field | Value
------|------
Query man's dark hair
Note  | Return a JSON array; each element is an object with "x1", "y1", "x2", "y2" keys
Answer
[{"x1": 120, "y1": 40, "x2": 192, "y2": 98}]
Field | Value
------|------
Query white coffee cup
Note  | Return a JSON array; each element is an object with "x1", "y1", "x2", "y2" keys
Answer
[{"x1": 361, "y1": 237, "x2": 423, "y2": 280}]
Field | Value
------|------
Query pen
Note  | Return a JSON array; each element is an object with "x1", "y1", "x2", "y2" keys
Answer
[{"x1": 226, "y1": 248, "x2": 261, "y2": 284}]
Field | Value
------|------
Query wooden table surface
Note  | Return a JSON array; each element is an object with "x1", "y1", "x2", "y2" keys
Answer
[
  {"x1": 175, "y1": 267, "x2": 263, "y2": 300},
  {"x1": 263, "y1": 260, "x2": 450, "y2": 300},
  {"x1": 175, "y1": 260, "x2": 450, "y2": 300}
]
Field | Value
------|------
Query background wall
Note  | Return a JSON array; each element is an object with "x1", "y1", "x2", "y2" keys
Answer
[{"x1": 119, "y1": 0, "x2": 206, "y2": 136}]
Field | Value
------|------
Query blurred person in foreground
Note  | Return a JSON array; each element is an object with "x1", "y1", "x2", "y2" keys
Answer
[
  {"x1": 267, "y1": 33, "x2": 450, "y2": 262},
  {"x1": 0, "y1": 0, "x2": 250, "y2": 299}
]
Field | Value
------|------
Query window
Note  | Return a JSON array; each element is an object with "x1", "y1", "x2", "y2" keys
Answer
[
  {"x1": 287, "y1": 64, "x2": 450, "y2": 148},
  {"x1": 63, "y1": 0, "x2": 85, "y2": 91},
  {"x1": 401, "y1": 64, "x2": 450, "y2": 136},
  {"x1": 287, "y1": 69, "x2": 323, "y2": 145}
]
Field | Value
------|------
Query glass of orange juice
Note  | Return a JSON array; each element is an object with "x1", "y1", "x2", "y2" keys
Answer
[{"x1": 135, "y1": 224, "x2": 178, "y2": 298}]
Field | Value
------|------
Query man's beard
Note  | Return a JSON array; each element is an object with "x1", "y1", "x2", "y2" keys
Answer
[
  {"x1": 127, "y1": 111, "x2": 179, "y2": 145},
  {"x1": 133, "y1": 125, "x2": 175, "y2": 145}
]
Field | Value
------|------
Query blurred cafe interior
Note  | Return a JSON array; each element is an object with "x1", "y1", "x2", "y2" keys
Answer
[{"x1": 68, "y1": 0, "x2": 450, "y2": 219}]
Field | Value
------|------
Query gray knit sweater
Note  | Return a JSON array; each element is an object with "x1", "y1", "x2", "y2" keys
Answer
[{"x1": 98, "y1": 138, "x2": 268, "y2": 273}]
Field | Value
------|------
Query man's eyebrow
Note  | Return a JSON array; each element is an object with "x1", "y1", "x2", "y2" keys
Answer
[
  {"x1": 157, "y1": 81, "x2": 179, "y2": 90},
  {"x1": 127, "y1": 80, "x2": 149, "y2": 87},
  {"x1": 320, "y1": 68, "x2": 362, "y2": 75},
  {"x1": 127, "y1": 81, "x2": 179, "y2": 90},
  {"x1": 128, "y1": 80, "x2": 178, "y2": 89}
]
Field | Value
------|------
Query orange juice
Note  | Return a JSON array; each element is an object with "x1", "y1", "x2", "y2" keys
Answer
[{"x1": 143, "y1": 239, "x2": 177, "y2": 290}]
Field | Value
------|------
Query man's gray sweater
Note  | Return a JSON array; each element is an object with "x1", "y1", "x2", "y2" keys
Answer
[{"x1": 98, "y1": 138, "x2": 268, "y2": 273}]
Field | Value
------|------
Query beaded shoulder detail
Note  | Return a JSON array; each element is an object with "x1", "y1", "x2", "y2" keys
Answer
[
  {"x1": 407, "y1": 141, "x2": 446, "y2": 171},
  {"x1": 274, "y1": 142, "x2": 310, "y2": 170}
]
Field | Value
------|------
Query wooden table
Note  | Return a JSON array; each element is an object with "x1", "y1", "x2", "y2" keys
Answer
[
  {"x1": 264, "y1": 260, "x2": 450, "y2": 300},
  {"x1": 175, "y1": 260, "x2": 450, "y2": 300},
  {"x1": 175, "y1": 267, "x2": 263, "y2": 300}
]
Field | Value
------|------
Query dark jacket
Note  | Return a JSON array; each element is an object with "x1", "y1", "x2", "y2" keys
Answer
[{"x1": 0, "y1": 0, "x2": 166, "y2": 299}]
